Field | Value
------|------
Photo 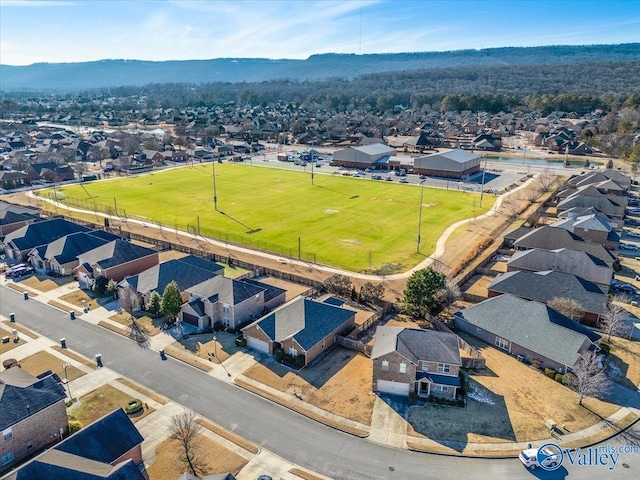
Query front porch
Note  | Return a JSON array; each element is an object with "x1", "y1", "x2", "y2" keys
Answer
[{"x1": 415, "y1": 372, "x2": 460, "y2": 400}]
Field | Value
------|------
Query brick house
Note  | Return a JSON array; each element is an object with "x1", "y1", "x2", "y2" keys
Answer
[
  {"x1": 0, "y1": 367, "x2": 68, "y2": 474},
  {"x1": 370, "y1": 327, "x2": 462, "y2": 399},
  {"x1": 242, "y1": 297, "x2": 356, "y2": 366},
  {"x1": 454, "y1": 294, "x2": 601, "y2": 373},
  {"x1": 0, "y1": 202, "x2": 39, "y2": 237},
  {"x1": 4, "y1": 408, "x2": 145, "y2": 479}
]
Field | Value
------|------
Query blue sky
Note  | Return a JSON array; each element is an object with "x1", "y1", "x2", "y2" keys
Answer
[{"x1": 1, "y1": 0, "x2": 639, "y2": 65}]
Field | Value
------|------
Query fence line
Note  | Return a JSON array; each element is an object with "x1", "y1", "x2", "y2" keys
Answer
[{"x1": 335, "y1": 335, "x2": 371, "y2": 356}]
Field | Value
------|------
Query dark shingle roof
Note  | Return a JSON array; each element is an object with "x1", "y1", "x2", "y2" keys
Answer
[
  {"x1": 488, "y1": 270, "x2": 608, "y2": 315},
  {"x1": 38, "y1": 231, "x2": 119, "y2": 265},
  {"x1": 4, "y1": 218, "x2": 90, "y2": 252},
  {"x1": 239, "y1": 278, "x2": 286, "y2": 302},
  {"x1": 124, "y1": 255, "x2": 222, "y2": 295},
  {"x1": 80, "y1": 239, "x2": 156, "y2": 270},
  {"x1": 0, "y1": 368, "x2": 67, "y2": 430},
  {"x1": 454, "y1": 294, "x2": 600, "y2": 368},
  {"x1": 370, "y1": 326, "x2": 462, "y2": 366},
  {"x1": 56, "y1": 409, "x2": 144, "y2": 465},
  {"x1": 254, "y1": 297, "x2": 355, "y2": 350}
]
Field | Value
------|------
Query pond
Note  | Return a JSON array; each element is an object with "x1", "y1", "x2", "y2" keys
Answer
[{"x1": 487, "y1": 156, "x2": 603, "y2": 168}]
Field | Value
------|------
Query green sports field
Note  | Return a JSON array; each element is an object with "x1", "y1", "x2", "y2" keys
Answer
[{"x1": 51, "y1": 164, "x2": 489, "y2": 272}]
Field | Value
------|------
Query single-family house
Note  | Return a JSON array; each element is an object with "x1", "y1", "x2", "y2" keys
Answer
[
  {"x1": 0, "y1": 202, "x2": 39, "y2": 236},
  {"x1": 76, "y1": 239, "x2": 159, "y2": 289},
  {"x1": 3, "y1": 409, "x2": 145, "y2": 480},
  {"x1": 117, "y1": 255, "x2": 224, "y2": 311},
  {"x1": 506, "y1": 248, "x2": 613, "y2": 289},
  {"x1": 0, "y1": 171, "x2": 30, "y2": 190},
  {"x1": 2, "y1": 218, "x2": 90, "y2": 262},
  {"x1": 487, "y1": 270, "x2": 608, "y2": 326},
  {"x1": 548, "y1": 213, "x2": 619, "y2": 250},
  {"x1": 0, "y1": 367, "x2": 68, "y2": 474},
  {"x1": 179, "y1": 276, "x2": 285, "y2": 331},
  {"x1": 242, "y1": 297, "x2": 356, "y2": 366},
  {"x1": 454, "y1": 294, "x2": 601, "y2": 373},
  {"x1": 371, "y1": 327, "x2": 462, "y2": 399}
]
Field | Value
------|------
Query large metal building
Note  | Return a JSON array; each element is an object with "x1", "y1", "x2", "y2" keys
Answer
[
  {"x1": 332, "y1": 143, "x2": 397, "y2": 169},
  {"x1": 414, "y1": 149, "x2": 481, "y2": 179}
]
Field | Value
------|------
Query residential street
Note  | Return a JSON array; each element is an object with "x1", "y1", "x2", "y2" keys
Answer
[{"x1": 2, "y1": 284, "x2": 639, "y2": 479}]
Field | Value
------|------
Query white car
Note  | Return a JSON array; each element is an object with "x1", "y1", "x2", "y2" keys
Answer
[
  {"x1": 519, "y1": 446, "x2": 562, "y2": 470},
  {"x1": 626, "y1": 230, "x2": 640, "y2": 238}
]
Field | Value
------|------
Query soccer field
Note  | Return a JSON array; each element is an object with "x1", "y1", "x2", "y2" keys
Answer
[{"x1": 53, "y1": 163, "x2": 489, "y2": 272}]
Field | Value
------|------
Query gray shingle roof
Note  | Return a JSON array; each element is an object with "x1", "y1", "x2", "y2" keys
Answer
[
  {"x1": 239, "y1": 278, "x2": 285, "y2": 302},
  {"x1": 0, "y1": 368, "x2": 67, "y2": 430},
  {"x1": 454, "y1": 294, "x2": 600, "y2": 368},
  {"x1": 80, "y1": 239, "x2": 156, "y2": 270},
  {"x1": 37, "y1": 231, "x2": 120, "y2": 265},
  {"x1": 370, "y1": 326, "x2": 461, "y2": 366},
  {"x1": 506, "y1": 248, "x2": 613, "y2": 286},
  {"x1": 4, "y1": 218, "x2": 90, "y2": 252},
  {"x1": 186, "y1": 275, "x2": 264, "y2": 306},
  {"x1": 253, "y1": 297, "x2": 355, "y2": 351},
  {"x1": 488, "y1": 270, "x2": 608, "y2": 315}
]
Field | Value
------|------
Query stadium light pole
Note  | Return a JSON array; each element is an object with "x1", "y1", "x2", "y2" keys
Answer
[
  {"x1": 416, "y1": 179, "x2": 426, "y2": 253},
  {"x1": 479, "y1": 155, "x2": 488, "y2": 208},
  {"x1": 212, "y1": 160, "x2": 218, "y2": 211}
]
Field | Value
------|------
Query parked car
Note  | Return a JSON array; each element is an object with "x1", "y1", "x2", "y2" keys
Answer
[
  {"x1": 419, "y1": 174, "x2": 426, "y2": 180},
  {"x1": 619, "y1": 243, "x2": 639, "y2": 251},
  {"x1": 626, "y1": 218, "x2": 640, "y2": 226},
  {"x1": 627, "y1": 208, "x2": 640, "y2": 215},
  {"x1": 6, "y1": 266, "x2": 34, "y2": 278},
  {"x1": 399, "y1": 178, "x2": 409, "y2": 183},
  {"x1": 625, "y1": 230, "x2": 640, "y2": 238},
  {"x1": 385, "y1": 176, "x2": 393, "y2": 181},
  {"x1": 519, "y1": 446, "x2": 561, "y2": 470},
  {"x1": 617, "y1": 284, "x2": 637, "y2": 295}
]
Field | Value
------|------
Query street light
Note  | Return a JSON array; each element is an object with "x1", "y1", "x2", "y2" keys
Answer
[
  {"x1": 62, "y1": 362, "x2": 72, "y2": 401},
  {"x1": 212, "y1": 335, "x2": 217, "y2": 360},
  {"x1": 212, "y1": 160, "x2": 218, "y2": 211},
  {"x1": 479, "y1": 155, "x2": 488, "y2": 208},
  {"x1": 416, "y1": 180, "x2": 426, "y2": 253}
]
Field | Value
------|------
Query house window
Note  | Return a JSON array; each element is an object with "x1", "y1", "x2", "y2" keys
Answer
[
  {"x1": 495, "y1": 336, "x2": 510, "y2": 350},
  {"x1": 223, "y1": 304, "x2": 230, "y2": 313},
  {"x1": 381, "y1": 360, "x2": 389, "y2": 372},
  {"x1": 1, "y1": 452, "x2": 14, "y2": 466},
  {"x1": 437, "y1": 363, "x2": 450, "y2": 374},
  {"x1": 2, "y1": 428, "x2": 12, "y2": 441},
  {"x1": 434, "y1": 385, "x2": 448, "y2": 392},
  {"x1": 399, "y1": 362, "x2": 407, "y2": 374}
]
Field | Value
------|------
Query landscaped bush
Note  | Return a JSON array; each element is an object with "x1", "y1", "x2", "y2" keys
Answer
[
  {"x1": 544, "y1": 368, "x2": 557, "y2": 379},
  {"x1": 68, "y1": 420, "x2": 82, "y2": 434},
  {"x1": 562, "y1": 372, "x2": 576, "y2": 386},
  {"x1": 124, "y1": 398, "x2": 143, "y2": 415},
  {"x1": 408, "y1": 391, "x2": 419, "y2": 402},
  {"x1": 599, "y1": 343, "x2": 611, "y2": 354},
  {"x1": 427, "y1": 395, "x2": 464, "y2": 407},
  {"x1": 294, "y1": 355, "x2": 305, "y2": 369},
  {"x1": 235, "y1": 336, "x2": 247, "y2": 347},
  {"x1": 274, "y1": 348, "x2": 284, "y2": 362},
  {"x1": 213, "y1": 320, "x2": 224, "y2": 332},
  {"x1": 2, "y1": 358, "x2": 18, "y2": 369},
  {"x1": 555, "y1": 373, "x2": 564, "y2": 383},
  {"x1": 92, "y1": 276, "x2": 109, "y2": 295}
]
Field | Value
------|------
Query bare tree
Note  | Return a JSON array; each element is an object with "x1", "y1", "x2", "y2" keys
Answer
[
  {"x1": 73, "y1": 161, "x2": 87, "y2": 179},
  {"x1": 119, "y1": 288, "x2": 148, "y2": 347},
  {"x1": 565, "y1": 351, "x2": 610, "y2": 405},
  {"x1": 170, "y1": 410, "x2": 203, "y2": 477},
  {"x1": 360, "y1": 281, "x2": 385, "y2": 305},
  {"x1": 524, "y1": 182, "x2": 543, "y2": 203},
  {"x1": 600, "y1": 294, "x2": 630, "y2": 341},
  {"x1": 435, "y1": 277, "x2": 462, "y2": 313},
  {"x1": 501, "y1": 193, "x2": 525, "y2": 219},
  {"x1": 548, "y1": 297, "x2": 585, "y2": 321},
  {"x1": 537, "y1": 170, "x2": 556, "y2": 192},
  {"x1": 324, "y1": 274, "x2": 353, "y2": 298}
]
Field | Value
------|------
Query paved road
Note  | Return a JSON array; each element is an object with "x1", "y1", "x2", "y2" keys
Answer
[{"x1": 2, "y1": 285, "x2": 639, "y2": 479}]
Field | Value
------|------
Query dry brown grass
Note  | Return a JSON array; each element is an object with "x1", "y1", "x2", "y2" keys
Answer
[
  {"x1": 146, "y1": 435, "x2": 248, "y2": 480},
  {"x1": 235, "y1": 377, "x2": 369, "y2": 437},
  {"x1": 51, "y1": 346, "x2": 97, "y2": 370},
  {"x1": 5, "y1": 282, "x2": 37, "y2": 295},
  {"x1": 98, "y1": 320, "x2": 130, "y2": 336},
  {"x1": 606, "y1": 337, "x2": 640, "y2": 387},
  {"x1": 116, "y1": 378, "x2": 167, "y2": 405},
  {"x1": 47, "y1": 299, "x2": 82, "y2": 316},
  {"x1": 408, "y1": 334, "x2": 621, "y2": 444},
  {"x1": 0, "y1": 331, "x2": 25, "y2": 355},
  {"x1": 462, "y1": 274, "x2": 493, "y2": 299},
  {"x1": 241, "y1": 348, "x2": 375, "y2": 426},
  {"x1": 163, "y1": 344, "x2": 213, "y2": 372},
  {"x1": 19, "y1": 275, "x2": 61, "y2": 292},
  {"x1": 18, "y1": 350, "x2": 85, "y2": 382},
  {"x1": 2, "y1": 320, "x2": 39, "y2": 339},
  {"x1": 69, "y1": 384, "x2": 155, "y2": 426},
  {"x1": 109, "y1": 313, "x2": 164, "y2": 336},
  {"x1": 289, "y1": 468, "x2": 328, "y2": 480},
  {"x1": 172, "y1": 333, "x2": 240, "y2": 364},
  {"x1": 196, "y1": 418, "x2": 259, "y2": 454},
  {"x1": 58, "y1": 289, "x2": 105, "y2": 310}
]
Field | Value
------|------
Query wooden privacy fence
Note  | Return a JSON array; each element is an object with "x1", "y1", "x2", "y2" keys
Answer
[{"x1": 335, "y1": 335, "x2": 371, "y2": 357}]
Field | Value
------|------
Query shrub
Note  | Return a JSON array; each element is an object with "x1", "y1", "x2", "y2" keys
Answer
[
  {"x1": 92, "y1": 276, "x2": 109, "y2": 295},
  {"x1": 599, "y1": 343, "x2": 611, "y2": 355},
  {"x1": 213, "y1": 321, "x2": 224, "y2": 332},
  {"x1": 555, "y1": 373, "x2": 564, "y2": 383},
  {"x1": 274, "y1": 348, "x2": 284, "y2": 362},
  {"x1": 408, "y1": 391, "x2": 419, "y2": 402},
  {"x1": 544, "y1": 368, "x2": 557, "y2": 379},
  {"x1": 2, "y1": 358, "x2": 18, "y2": 369},
  {"x1": 562, "y1": 372, "x2": 576, "y2": 386},
  {"x1": 235, "y1": 336, "x2": 247, "y2": 347},
  {"x1": 294, "y1": 355, "x2": 305, "y2": 369},
  {"x1": 124, "y1": 399, "x2": 143, "y2": 415},
  {"x1": 68, "y1": 420, "x2": 82, "y2": 435},
  {"x1": 531, "y1": 359, "x2": 543, "y2": 370}
]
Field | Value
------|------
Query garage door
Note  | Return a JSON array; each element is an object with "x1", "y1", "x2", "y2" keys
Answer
[
  {"x1": 247, "y1": 336, "x2": 270, "y2": 354},
  {"x1": 376, "y1": 380, "x2": 410, "y2": 395}
]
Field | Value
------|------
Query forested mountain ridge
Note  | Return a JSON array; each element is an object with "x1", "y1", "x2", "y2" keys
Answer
[{"x1": 1, "y1": 43, "x2": 639, "y2": 92}]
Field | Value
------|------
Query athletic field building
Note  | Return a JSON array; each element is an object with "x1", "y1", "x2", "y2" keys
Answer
[
  {"x1": 332, "y1": 143, "x2": 397, "y2": 169},
  {"x1": 414, "y1": 149, "x2": 481, "y2": 179}
]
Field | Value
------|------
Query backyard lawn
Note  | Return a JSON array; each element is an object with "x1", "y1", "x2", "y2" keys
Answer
[{"x1": 49, "y1": 163, "x2": 486, "y2": 271}]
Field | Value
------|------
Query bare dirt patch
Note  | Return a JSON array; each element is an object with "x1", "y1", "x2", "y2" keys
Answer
[
  {"x1": 242, "y1": 348, "x2": 374, "y2": 425},
  {"x1": 146, "y1": 434, "x2": 248, "y2": 480},
  {"x1": 18, "y1": 350, "x2": 85, "y2": 382}
]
